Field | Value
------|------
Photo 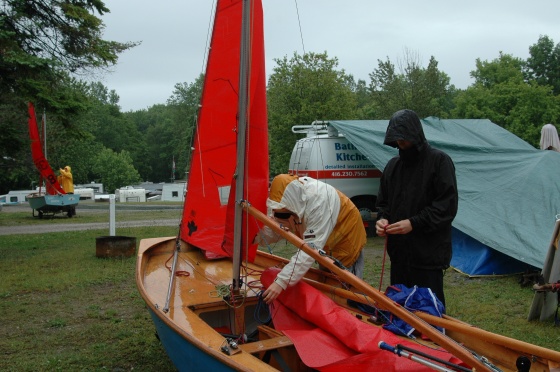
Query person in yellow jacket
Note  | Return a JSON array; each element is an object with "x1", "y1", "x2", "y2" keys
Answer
[
  {"x1": 58, "y1": 166, "x2": 74, "y2": 193},
  {"x1": 58, "y1": 165, "x2": 76, "y2": 216},
  {"x1": 258, "y1": 174, "x2": 366, "y2": 304}
]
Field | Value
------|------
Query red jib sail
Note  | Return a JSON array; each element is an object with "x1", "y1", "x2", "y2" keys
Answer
[
  {"x1": 180, "y1": 0, "x2": 268, "y2": 261},
  {"x1": 28, "y1": 102, "x2": 66, "y2": 195}
]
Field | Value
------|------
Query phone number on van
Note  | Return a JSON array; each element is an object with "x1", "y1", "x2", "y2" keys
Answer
[{"x1": 331, "y1": 171, "x2": 370, "y2": 177}]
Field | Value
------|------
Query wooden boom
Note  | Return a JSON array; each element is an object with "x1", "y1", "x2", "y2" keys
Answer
[{"x1": 243, "y1": 202, "x2": 493, "y2": 372}]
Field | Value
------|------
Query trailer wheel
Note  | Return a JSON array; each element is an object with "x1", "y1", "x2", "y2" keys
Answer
[{"x1": 352, "y1": 196, "x2": 377, "y2": 237}]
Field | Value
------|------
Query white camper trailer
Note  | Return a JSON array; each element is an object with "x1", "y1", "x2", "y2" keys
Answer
[
  {"x1": 0, "y1": 190, "x2": 35, "y2": 205},
  {"x1": 75, "y1": 182, "x2": 104, "y2": 194},
  {"x1": 115, "y1": 186, "x2": 146, "y2": 202},
  {"x1": 74, "y1": 188, "x2": 95, "y2": 200},
  {"x1": 161, "y1": 182, "x2": 186, "y2": 202}
]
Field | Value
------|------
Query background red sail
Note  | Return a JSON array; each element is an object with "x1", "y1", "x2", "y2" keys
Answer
[
  {"x1": 28, "y1": 102, "x2": 66, "y2": 195},
  {"x1": 180, "y1": 0, "x2": 269, "y2": 261}
]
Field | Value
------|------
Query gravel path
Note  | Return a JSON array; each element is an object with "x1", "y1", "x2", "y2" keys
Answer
[{"x1": 0, "y1": 219, "x2": 180, "y2": 236}]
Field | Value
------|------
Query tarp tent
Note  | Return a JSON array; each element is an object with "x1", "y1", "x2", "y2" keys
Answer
[{"x1": 329, "y1": 118, "x2": 560, "y2": 276}]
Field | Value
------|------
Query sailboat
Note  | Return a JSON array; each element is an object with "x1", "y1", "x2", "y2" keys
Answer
[
  {"x1": 136, "y1": 1, "x2": 560, "y2": 371},
  {"x1": 26, "y1": 102, "x2": 79, "y2": 218}
]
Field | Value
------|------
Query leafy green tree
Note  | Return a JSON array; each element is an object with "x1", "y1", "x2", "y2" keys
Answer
[
  {"x1": 353, "y1": 79, "x2": 373, "y2": 118},
  {"x1": 0, "y1": 0, "x2": 136, "y2": 193},
  {"x1": 144, "y1": 109, "x2": 177, "y2": 182},
  {"x1": 368, "y1": 51, "x2": 455, "y2": 119},
  {"x1": 0, "y1": 100, "x2": 32, "y2": 193},
  {"x1": 92, "y1": 148, "x2": 141, "y2": 194},
  {"x1": 166, "y1": 76, "x2": 203, "y2": 180},
  {"x1": 54, "y1": 135, "x2": 105, "y2": 185},
  {"x1": 524, "y1": 35, "x2": 560, "y2": 95},
  {"x1": 126, "y1": 104, "x2": 175, "y2": 182},
  {"x1": 84, "y1": 82, "x2": 136, "y2": 152},
  {"x1": 37, "y1": 108, "x2": 105, "y2": 186},
  {"x1": 78, "y1": 82, "x2": 151, "y2": 179},
  {"x1": 452, "y1": 52, "x2": 560, "y2": 147},
  {"x1": 471, "y1": 52, "x2": 525, "y2": 87},
  {"x1": 0, "y1": 0, "x2": 137, "y2": 115},
  {"x1": 267, "y1": 52, "x2": 358, "y2": 175},
  {"x1": 124, "y1": 75, "x2": 203, "y2": 184}
]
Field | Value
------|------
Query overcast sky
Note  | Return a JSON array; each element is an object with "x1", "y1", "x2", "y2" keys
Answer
[{"x1": 99, "y1": 0, "x2": 560, "y2": 112}]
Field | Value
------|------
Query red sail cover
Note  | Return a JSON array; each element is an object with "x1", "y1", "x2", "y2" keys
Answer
[
  {"x1": 28, "y1": 102, "x2": 66, "y2": 195},
  {"x1": 261, "y1": 268, "x2": 466, "y2": 371},
  {"x1": 181, "y1": 0, "x2": 268, "y2": 261}
]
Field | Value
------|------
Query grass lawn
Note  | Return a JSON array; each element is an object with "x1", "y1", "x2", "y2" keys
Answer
[{"x1": 0, "y1": 205, "x2": 558, "y2": 371}]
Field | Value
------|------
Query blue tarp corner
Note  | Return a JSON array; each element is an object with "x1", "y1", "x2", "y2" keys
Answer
[{"x1": 451, "y1": 228, "x2": 537, "y2": 276}]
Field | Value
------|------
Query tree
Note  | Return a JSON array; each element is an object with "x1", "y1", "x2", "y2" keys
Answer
[
  {"x1": 166, "y1": 76, "x2": 203, "y2": 180},
  {"x1": 84, "y1": 82, "x2": 143, "y2": 154},
  {"x1": 38, "y1": 107, "x2": 106, "y2": 186},
  {"x1": 471, "y1": 52, "x2": 525, "y2": 87},
  {"x1": 126, "y1": 104, "x2": 176, "y2": 182},
  {"x1": 267, "y1": 52, "x2": 358, "y2": 175},
  {"x1": 92, "y1": 148, "x2": 141, "y2": 194},
  {"x1": 0, "y1": 0, "x2": 137, "y2": 113},
  {"x1": 524, "y1": 35, "x2": 560, "y2": 95},
  {"x1": 368, "y1": 51, "x2": 455, "y2": 119},
  {"x1": 0, "y1": 1, "x2": 137, "y2": 193},
  {"x1": 144, "y1": 110, "x2": 177, "y2": 182},
  {"x1": 452, "y1": 53, "x2": 560, "y2": 147}
]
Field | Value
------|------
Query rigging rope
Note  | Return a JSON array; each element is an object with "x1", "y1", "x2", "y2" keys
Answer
[
  {"x1": 378, "y1": 226, "x2": 388, "y2": 290},
  {"x1": 164, "y1": 252, "x2": 190, "y2": 277},
  {"x1": 293, "y1": 0, "x2": 306, "y2": 55}
]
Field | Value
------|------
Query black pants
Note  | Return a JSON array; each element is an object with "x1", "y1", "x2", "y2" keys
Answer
[{"x1": 390, "y1": 263, "x2": 446, "y2": 307}]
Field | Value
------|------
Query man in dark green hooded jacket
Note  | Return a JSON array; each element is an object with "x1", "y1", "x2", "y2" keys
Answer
[{"x1": 375, "y1": 109, "x2": 458, "y2": 307}]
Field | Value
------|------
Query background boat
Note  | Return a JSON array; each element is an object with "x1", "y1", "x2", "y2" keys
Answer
[{"x1": 27, "y1": 102, "x2": 79, "y2": 218}]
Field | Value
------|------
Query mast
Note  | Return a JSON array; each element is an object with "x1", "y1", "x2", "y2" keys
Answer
[{"x1": 232, "y1": 0, "x2": 252, "y2": 292}]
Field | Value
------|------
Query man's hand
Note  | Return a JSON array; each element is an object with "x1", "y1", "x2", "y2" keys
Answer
[
  {"x1": 385, "y1": 219, "x2": 412, "y2": 235},
  {"x1": 376, "y1": 218, "x2": 389, "y2": 236},
  {"x1": 263, "y1": 282, "x2": 283, "y2": 304}
]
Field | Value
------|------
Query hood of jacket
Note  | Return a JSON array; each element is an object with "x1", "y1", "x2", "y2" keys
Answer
[
  {"x1": 267, "y1": 174, "x2": 306, "y2": 219},
  {"x1": 384, "y1": 109, "x2": 427, "y2": 152}
]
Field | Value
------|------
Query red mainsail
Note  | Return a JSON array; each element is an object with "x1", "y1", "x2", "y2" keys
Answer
[
  {"x1": 28, "y1": 102, "x2": 66, "y2": 195},
  {"x1": 180, "y1": 0, "x2": 269, "y2": 261}
]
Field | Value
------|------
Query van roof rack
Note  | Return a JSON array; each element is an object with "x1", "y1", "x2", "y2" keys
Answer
[{"x1": 291, "y1": 121, "x2": 338, "y2": 137}]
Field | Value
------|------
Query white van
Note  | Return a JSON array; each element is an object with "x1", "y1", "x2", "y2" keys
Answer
[{"x1": 288, "y1": 122, "x2": 380, "y2": 235}]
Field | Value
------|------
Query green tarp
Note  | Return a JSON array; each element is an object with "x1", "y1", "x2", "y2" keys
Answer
[{"x1": 330, "y1": 118, "x2": 560, "y2": 272}]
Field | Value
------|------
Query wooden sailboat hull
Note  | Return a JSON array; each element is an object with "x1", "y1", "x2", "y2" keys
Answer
[
  {"x1": 136, "y1": 237, "x2": 290, "y2": 371},
  {"x1": 146, "y1": 308, "x2": 237, "y2": 372},
  {"x1": 136, "y1": 235, "x2": 560, "y2": 371}
]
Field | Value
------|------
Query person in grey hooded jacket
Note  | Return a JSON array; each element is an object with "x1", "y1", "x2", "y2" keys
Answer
[{"x1": 375, "y1": 109, "x2": 458, "y2": 306}]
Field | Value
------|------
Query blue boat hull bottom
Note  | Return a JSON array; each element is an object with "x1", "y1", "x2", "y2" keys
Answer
[
  {"x1": 148, "y1": 309, "x2": 237, "y2": 372},
  {"x1": 28, "y1": 193, "x2": 79, "y2": 218}
]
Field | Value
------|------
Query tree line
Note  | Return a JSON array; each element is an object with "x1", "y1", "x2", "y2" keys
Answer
[{"x1": 2, "y1": 1, "x2": 560, "y2": 194}]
